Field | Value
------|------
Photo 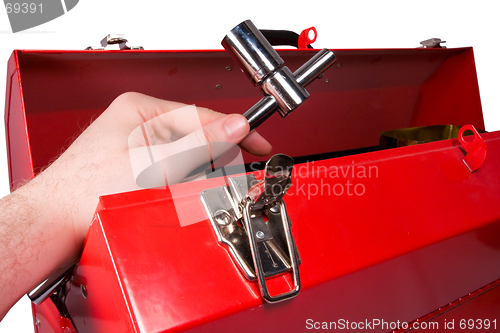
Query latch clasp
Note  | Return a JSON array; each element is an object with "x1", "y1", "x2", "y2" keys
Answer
[
  {"x1": 419, "y1": 38, "x2": 446, "y2": 48},
  {"x1": 85, "y1": 34, "x2": 144, "y2": 50},
  {"x1": 201, "y1": 154, "x2": 300, "y2": 303}
]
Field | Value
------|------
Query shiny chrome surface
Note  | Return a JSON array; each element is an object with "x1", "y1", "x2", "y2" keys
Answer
[
  {"x1": 85, "y1": 34, "x2": 144, "y2": 50},
  {"x1": 242, "y1": 199, "x2": 300, "y2": 303},
  {"x1": 294, "y1": 48, "x2": 337, "y2": 87},
  {"x1": 201, "y1": 154, "x2": 301, "y2": 303},
  {"x1": 261, "y1": 67, "x2": 309, "y2": 116},
  {"x1": 28, "y1": 262, "x2": 75, "y2": 305},
  {"x1": 248, "y1": 154, "x2": 294, "y2": 211},
  {"x1": 223, "y1": 20, "x2": 336, "y2": 130},
  {"x1": 242, "y1": 95, "x2": 277, "y2": 129},
  {"x1": 201, "y1": 173, "x2": 295, "y2": 282},
  {"x1": 419, "y1": 38, "x2": 446, "y2": 48},
  {"x1": 222, "y1": 20, "x2": 284, "y2": 84},
  {"x1": 201, "y1": 182, "x2": 256, "y2": 280}
]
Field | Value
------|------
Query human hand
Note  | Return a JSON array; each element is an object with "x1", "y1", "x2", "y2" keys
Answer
[
  {"x1": 0, "y1": 92, "x2": 271, "y2": 318},
  {"x1": 47, "y1": 92, "x2": 271, "y2": 238}
]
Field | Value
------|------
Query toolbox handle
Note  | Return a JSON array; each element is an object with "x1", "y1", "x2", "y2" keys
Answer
[{"x1": 260, "y1": 27, "x2": 316, "y2": 49}]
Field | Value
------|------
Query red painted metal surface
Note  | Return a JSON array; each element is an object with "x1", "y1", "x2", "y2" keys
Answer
[
  {"x1": 6, "y1": 47, "x2": 483, "y2": 185},
  {"x1": 4, "y1": 52, "x2": 35, "y2": 190},
  {"x1": 394, "y1": 279, "x2": 500, "y2": 332},
  {"x1": 4, "y1": 47, "x2": 498, "y2": 332},
  {"x1": 62, "y1": 132, "x2": 500, "y2": 332},
  {"x1": 32, "y1": 298, "x2": 77, "y2": 333},
  {"x1": 411, "y1": 48, "x2": 483, "y2": 129}
]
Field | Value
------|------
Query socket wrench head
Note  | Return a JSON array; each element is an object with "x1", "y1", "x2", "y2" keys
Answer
[
  {"x1": 261, "y1": 67, "x2": 309, "y2": 116},
  {"x1": 222, "y1": 20, "x2": 284, "y2": 85},
  {"x1": 223, "y1": 20, "x2": 335, "y2": 130}
]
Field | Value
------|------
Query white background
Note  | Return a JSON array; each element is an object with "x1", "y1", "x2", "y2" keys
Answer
[{"x1": 0, "y1": 0, "x2": 499, "y2": 331}]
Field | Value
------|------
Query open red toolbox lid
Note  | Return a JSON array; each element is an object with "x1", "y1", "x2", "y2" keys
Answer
[{"x1": 5, "y1": 47, "x2": 483, "y2": 189}]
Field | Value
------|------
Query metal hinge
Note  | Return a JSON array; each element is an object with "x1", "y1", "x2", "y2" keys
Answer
[
  {"x1": 419, "y1": 38, "x2": 446, "y2": 48},
  {"x1": 85, "y1": 34, "x2": 144, "y2": 50},
  {"x1": 201, "y1": 154, "x2": 300, "y2": 303},
  {"x1": 28, "y1": 261, "x2": 76, "y2": 321}
]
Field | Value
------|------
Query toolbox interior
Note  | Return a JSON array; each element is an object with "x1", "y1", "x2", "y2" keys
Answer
[{"x1": 15, "y1": 48, "x2": 483, "y2": 174}]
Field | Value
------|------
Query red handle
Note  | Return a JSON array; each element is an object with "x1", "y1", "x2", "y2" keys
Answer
[
  {"x1": 298, "y1": 27, "x2": 317, "y2": 49},
  {"x1": 458, "y1": 124, "x2": 486, "y2": 173}
]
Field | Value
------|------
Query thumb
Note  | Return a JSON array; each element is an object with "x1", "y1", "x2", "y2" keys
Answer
[{"x1": 194, "y1": 114, "x2": 250, "y2": 157}]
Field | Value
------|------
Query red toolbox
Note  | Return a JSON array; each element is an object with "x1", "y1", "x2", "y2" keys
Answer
[{"x1": 5, "y1": 25, "x2": 500, "y2": 332}]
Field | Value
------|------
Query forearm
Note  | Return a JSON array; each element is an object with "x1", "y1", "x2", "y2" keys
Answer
[{"x1": 0, "y1": 172, "x2": 83, "y2": 320}]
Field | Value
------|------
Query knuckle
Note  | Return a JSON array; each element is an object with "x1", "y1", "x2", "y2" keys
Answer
[
  {"x1": 113, "y1": 92, "x2": 143, "y2": 105},
  {"x1": 197, "y1": 106, "x2": 223, "y2": 122}
]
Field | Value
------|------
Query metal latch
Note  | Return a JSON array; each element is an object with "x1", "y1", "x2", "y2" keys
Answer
[
  {"x1": 419, "y1": 38, "x2": 446, "y2": 48},
  {"x1": 201, "y1": 154, "x2": 300, "y2": 303},
  {"x1": 85, "y1": 34, "x2": 144, "y2": 50}
]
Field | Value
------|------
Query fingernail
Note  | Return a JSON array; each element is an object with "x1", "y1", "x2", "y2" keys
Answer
[{"x1": 224, "y1": 115, "x2": 249, "y2": 140}]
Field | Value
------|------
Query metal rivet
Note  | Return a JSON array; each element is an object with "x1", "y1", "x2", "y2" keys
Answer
[
  {"x1": 215, "y1": 84, "x2": 222, "y2": 89},
  {"x1": 269, "y1": 205, "x2": 280, "y2": 213},
  {"x1": 35, "y1": 317, "x2": 40, "y2": 330},
  {"x1": 325, "y1": 79, "x2": 330, "y2": 83},
  {"x1": 318, "y1": 73, "x2": 324, "y2": 78},
  {"x1": 226, "y1": 66, "x2": 232, "y2": 71},
  {"x1": 214, "y1": 210, "x2": 231, "y2": 226},
  {"x1": 81, "y1": 284, "x2": 87, "y2": 299},
  {"x1": 337, "y1": 63, "x2": 342, "y2": 68},
  {"x1": 256, "y1": 231, "x2": 265, "y2": 239}
]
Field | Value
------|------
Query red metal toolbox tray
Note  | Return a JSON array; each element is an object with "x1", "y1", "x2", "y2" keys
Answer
[{"x1": 5, "y1": 46, "x2": 499, "y2": 332}]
